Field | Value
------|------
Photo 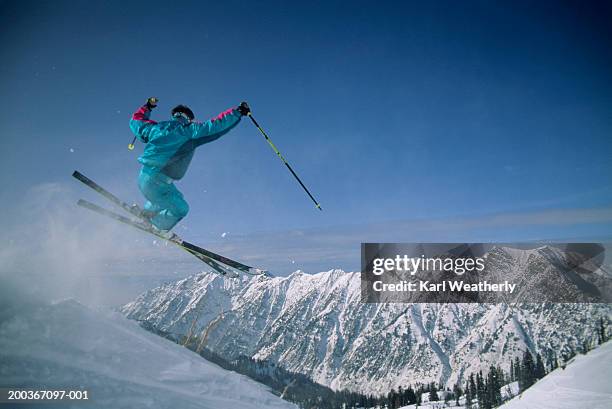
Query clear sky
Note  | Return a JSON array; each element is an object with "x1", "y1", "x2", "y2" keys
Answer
[{"x1": 1, "y1": 0, "x2": 611, "y2": 277}]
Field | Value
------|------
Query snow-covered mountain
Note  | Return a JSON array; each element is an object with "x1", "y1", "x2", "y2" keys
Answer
[
  {"x1": 0, "y1": 299, "x2": 295, "y2": 409},
  {"x1": 122, "y1": 247, "x2": 612, "y2": 395},
  {"x1": 479, "y1": 245, "x2": 611, "y2": 302}
]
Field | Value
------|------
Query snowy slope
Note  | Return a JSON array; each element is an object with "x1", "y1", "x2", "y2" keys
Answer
[
  {"x1": 500, "y1": 341, "x2": 612, "y2": 409},
  {"x1": 399, "y1": 344, "x2": 612, "y2": 409},
  {"x1": 122, "y1": 261, "x2": 612, "y2": 395},
  {"x1": 0, "y1": 299, "x2": 295, "y2": 409}
]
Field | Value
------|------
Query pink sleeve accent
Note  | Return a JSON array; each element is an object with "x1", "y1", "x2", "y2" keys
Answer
[
  {"x1": 211, "y1": 107, "x2": 236, "y2": 122},
  {"x1": 132, "y1": 105, "x2": 157, "y2": 123}
]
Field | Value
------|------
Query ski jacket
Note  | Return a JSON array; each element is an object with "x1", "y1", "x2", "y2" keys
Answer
[{"x1": 130, "y1": 104, "x2": 242, "y2": 180}]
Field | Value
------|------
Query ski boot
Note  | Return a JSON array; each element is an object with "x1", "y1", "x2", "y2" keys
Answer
[
  {"x1": 129, "y1": 203, "x2": 155, "y2": 220},
  {"x1": 129, "y1": 204, "x2": 177, "y2": 240}
]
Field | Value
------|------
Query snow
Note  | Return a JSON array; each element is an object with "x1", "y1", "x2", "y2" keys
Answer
[
  {"x1": 400, "y1": 399, "x2": 461, "y2": 409},
  {"x1": 0, "y1": 299, "x2": 296, "y2": 409},
  {"x1": 421, "y1": 390, "x2": 451, "y2": 403},
  {"x1": 500, "y1": 341, "x2": 612, "y2": 409},
  {"x1": 501, "y1": 381, "x2": 519, "y2": 400},
  {"x1": 399, "y1": 344, "x2": 612, "y2": 409}
]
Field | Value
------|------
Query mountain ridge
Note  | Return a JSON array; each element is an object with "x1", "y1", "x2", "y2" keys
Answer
[{"x1": 122, "y1": 246, "x2": 612, "y2": 394}]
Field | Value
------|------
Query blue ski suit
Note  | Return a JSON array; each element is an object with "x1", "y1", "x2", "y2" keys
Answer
[{"x1": 130, "y1": 104, "x2": 242, "y2": 230}]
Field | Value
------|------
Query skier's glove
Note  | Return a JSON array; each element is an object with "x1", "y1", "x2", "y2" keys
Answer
[
  {"x1": 237, "y1": 101, "x2": 250, "y2": 116},
  {"x1": 146, "y1": 97, "x2": 159, "y2": 110}
]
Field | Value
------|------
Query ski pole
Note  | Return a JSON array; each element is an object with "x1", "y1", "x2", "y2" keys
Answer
[{"x1": 247, "y1": 112, "x2": 322, "y2": 211}]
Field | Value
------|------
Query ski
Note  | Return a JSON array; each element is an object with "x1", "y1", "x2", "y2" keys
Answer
[
  {"x1": 77, "y1": 199, "x2": 239, "y2": 278},
  {"x1": 72, "y1": 170, "x2": 270, "y2": 276},
  {"x1": 72, "y1": 170, "x2": 143, "y2": 218}
]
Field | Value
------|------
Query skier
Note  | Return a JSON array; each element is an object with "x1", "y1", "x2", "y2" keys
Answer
[{"x1": 130, "y1": 97, "x2": 250, "y2": 234}]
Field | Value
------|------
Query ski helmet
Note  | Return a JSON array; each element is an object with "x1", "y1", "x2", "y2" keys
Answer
[{"x1": 171, "y1": 105, "x2": 195, "y2": 121}]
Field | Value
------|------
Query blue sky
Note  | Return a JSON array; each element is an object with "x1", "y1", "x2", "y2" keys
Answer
[{"x1": 1, "y1": 0, "x2": 611, "y2": 276}]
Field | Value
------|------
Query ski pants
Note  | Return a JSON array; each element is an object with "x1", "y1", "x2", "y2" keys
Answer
[{"x1": 138, "y1": 167, "x2": 189, "y2": 231}]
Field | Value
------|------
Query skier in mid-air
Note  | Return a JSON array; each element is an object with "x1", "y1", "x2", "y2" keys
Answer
[{"x1": 129, "y1": 97, "x2": 250, "y2": 234}]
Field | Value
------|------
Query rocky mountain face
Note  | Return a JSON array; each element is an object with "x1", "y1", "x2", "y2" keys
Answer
[{"x1": 122, "y1": 246, "x2": 611, "y2": 395}]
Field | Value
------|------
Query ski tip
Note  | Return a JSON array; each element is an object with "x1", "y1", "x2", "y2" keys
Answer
[{"x1": 316, "y1": 203, "x2": 323, "y2": 211}]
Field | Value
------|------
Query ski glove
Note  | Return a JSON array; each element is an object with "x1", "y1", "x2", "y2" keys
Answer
[
  {"x1": 146, "y1": 97, "x2": 159, "y2": 110},
  {"x1": 237, "y1": 101, "x2": 250, "y2": 116}
]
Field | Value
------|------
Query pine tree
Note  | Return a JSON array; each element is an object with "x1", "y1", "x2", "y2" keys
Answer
[
  {"x1": 599, "y1": 317, "x2": 607, "y2": 344},
  {"x1": 582, "y1": 339, "x2": 590, "y2": 354},
  {"x1": 476, "y1": 372, "x2": 485, "y2": 409},
  {"x1": 387, "y1": 388, "x2": 395, "y2": 409},
  {"x1": 444, "y1": 391, "x2": 452, "y2": 405},
  {"x1": 487, "y1": 366, "x2": 502, "y2": 407},
  {"x1": 567, "y1": 344, "x2": 576, "y2": 360},
  {"x1": 405, "y1": 386, "x2": 417, "y2": 405},
  {"x1": 453, "y1": 383, "x2": 463, "y2": 406},
  {"x1": 498, "y1": 364, "x2": 506, "y2": 385},
  {"x1": 513, "y1": 356, "x2": 521, "y2": 383},
  {"x1": 546, "y1": 349, "x2": 555, "y2": 373},
  {"x1": 535, "y1": 353, "x2": 546, "y2": 379},
  {"x1": 395, "y1": 388, "x2": 402, "y2": 407},
  {"x1": 521, "y1": 350, "x2": 536, "y2": 392},
  {"x1": 470, "y1": 374, "x2": 477, "y2": 396},
  {"x1": 465, "y1": 379, "x2": 472, "y2": 409},
  {"x1": 429, "y1": 383, "x2": 439, "y2": 402}
]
